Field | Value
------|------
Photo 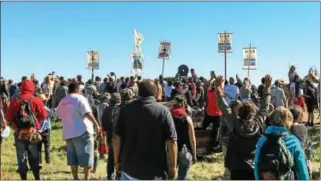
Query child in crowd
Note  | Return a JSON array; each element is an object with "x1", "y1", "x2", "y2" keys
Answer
[
  {"x1": 289, "y1": 105, "x2": 312, "y2": 178},
  {"x1": 39, "y1": 94, "x2": 52, "y2": 167}
]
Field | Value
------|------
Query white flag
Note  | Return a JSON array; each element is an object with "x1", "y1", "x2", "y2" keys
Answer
[{"x1": 134, "y1": 29, "x2": 144, "y2": 52}]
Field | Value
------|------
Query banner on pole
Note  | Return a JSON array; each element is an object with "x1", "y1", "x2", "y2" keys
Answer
[
  {"x1": 242, "y1": 48, "x2": 257, "y2": 70},
  {"x1": 218, "y1": 33, "x2": 232, "y2": 53},
  {"x1": 131, "y1": 52, "x2": 144, "y2": 74},
  {"x1": 87, "y1": 51, "x2": 99, "y2": 70},
  {"x1": 158, "y1": 41, "x2": 171, "y2": 59}
]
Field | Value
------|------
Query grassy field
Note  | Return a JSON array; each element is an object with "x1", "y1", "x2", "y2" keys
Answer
[{"x1": 1, "y1": 113, "x2": 320, "y2": 180}]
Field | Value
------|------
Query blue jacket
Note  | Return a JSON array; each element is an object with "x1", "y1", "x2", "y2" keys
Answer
[{"x1": 254, "y1": 126, "x2": 310, "y2": 180}]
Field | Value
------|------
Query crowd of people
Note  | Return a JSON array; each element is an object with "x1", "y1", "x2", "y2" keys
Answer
[{"x1": 0, "y1": 65, "x2": 319, "y2": 180}]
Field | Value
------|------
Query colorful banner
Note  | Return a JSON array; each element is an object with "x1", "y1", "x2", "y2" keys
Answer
[
  {"x1": 242, "y1": 48, "x2": 257, "y2": 70},
  {"x1": 131, "y1": 52, "x2": 143, "y2": 74},
  {"x1": 87, "y1": 51, "x2": 99, "y2": 70},
  {"x1": 158, "y1": 41, "x2": 171, "y2": 59},
  {"x1": 218, "y1": 33, "x2": 232, "y2": 53}
]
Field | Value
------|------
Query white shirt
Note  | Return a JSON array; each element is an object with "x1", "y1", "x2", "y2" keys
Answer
[
  {"x1": 224, "y1": 84, "x2": 239, "y2": 105},
  {"x1": 56, "y1": 93, "x2": 94, "y2": 140}
]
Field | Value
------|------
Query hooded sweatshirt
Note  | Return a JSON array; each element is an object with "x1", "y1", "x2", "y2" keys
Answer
[{"x1": 5, "y1": 80, "x2": 47, "y2": 130}]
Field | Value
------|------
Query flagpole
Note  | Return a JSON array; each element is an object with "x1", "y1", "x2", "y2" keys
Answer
[
  {"x1": 224, "y1": 31, "x2": 227, "y2": 80},
  {"x1": 162, "y1": 58, "x2": 165, "y2": 78},
  {"x1": 248, "y1": 43, "x2": 251, "y2": 78}
]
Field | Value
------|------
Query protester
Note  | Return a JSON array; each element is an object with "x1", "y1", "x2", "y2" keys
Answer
[
  {"x1": 120, "y1": 88, "x2": 135, "y2": 105},
  {"x1": 195, "y1": 81, "x2": 205, "y2": 108},
  {"x1": 100, "y1": 78, "x2": 108, "y2": 93},
  {"x1": 42, "y1": 76, "x2": 54, "y2": 108},
  {"x1": 224, "y1": 77, "x2": 239, "y2": 105},
  {"x1": 54, "y1": 80, "x2": 68, "y2": 107},
  {"x1": 215, "y1": 74, "x2": 272, "y2": 180},
  {"x1": 219, "y1": 100, "x2": 241, "y2": 180},
  {"x1": 164, "y1": 80, "x2": 174, "y2": 102},
  {"x1": 94, "y1": 76, "x2": 101, "y2": 91},
  {"x1": 38, "y1": 94, "x2": 52, "y2": 166},
  {"x1": 129, "y1": 76, "x2": 139, "y2": 97},
  {"x1": 289, "y1": 105, "x2": 313, "y2": 177},
  {"x1": 171, "y1": 95, "x2": 196, "y2": 180},
  {"x1": 305, "y1": 80, "x2": 317, "y2": 126},
  {"x1": 106, "y1": 77, "x2": 117, "y2": 94},
  {"x1": 5, "y1": 79, "x2": 48, "y2": 180},
  {"x1": 288, "y1": 65, "x2": 298, "y2": 83},
  {"x1": 254, "y1": 107, "x2": 310, "y2": 180},
  {"x1": 113, "y1": 79, "x2": 178, "y2": 180},
  {"x1": 171, "y1": 81, "x2": 183, "y2": 100},
  {"x1": 101, "y1": 93, "x2": 122, "y2": 180},
  {"x1": 257, "y1": 77, "x2": 265, "y2": 101},
  {"x1": 55, "y1": 82, "x2": 101, "y2": 180},
  {"x1": 203, "y1": 81, "x2": 222, "y2": 150},
  {"x1": 8, "y1": 79, "x2": 17, "y2": 100},
  {"x1": 188, "y1": 77, "x2": 197, "y2": 98},
  {"x1": 185, "y1": 84, "x2": 196, "y2": 107},
  {"x1": 239, "y1": 78, "x2": 252, "y2": 102},
  {"x1": 116, "y1": 77, "x2": 124, "y2": 92},
  {"x1": 271, "y1": 80, "x2": 287, "y2": 108}
]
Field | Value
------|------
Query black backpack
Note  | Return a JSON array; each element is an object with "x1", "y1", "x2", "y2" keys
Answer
[
  {"x1": 15, "y1": 96, "x2": 36, "y2": 129},
  {"x1": 258, "y1": 133, "x2": 296, "y2": 180}
]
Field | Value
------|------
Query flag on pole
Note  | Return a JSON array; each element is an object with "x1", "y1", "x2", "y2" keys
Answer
[{"x1": 134, "y1": 29, "x2": 144, "y2": 53}]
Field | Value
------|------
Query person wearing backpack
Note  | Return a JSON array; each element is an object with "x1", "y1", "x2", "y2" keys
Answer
[
  {"x1": 214, "y1": 74, "x2": 272, "y2": 180},
  {"x1": 101, "y1": 93, "x2": 122, "y2": 180},
  {"x1": 254, "y1": 106, "x2": 310, "y2": 180},
  {"x1": 5, "y1": 79, "x2": 48, "y2": 180}
]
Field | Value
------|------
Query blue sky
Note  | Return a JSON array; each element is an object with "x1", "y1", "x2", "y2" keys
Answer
[{"x1": 1, "y1": 2, "x2": 320, "y2": 85}]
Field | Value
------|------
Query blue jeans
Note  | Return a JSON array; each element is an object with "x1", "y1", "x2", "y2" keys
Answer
[
  {"x1": 107, "y1": 140, "x2": 115, "y2": 179},
  {"x1": 14, "y1": 136, "x2": 40, "y2": 173},
  {"x1": 177, "y1": 145, "x2": 192, "y2": 180}
]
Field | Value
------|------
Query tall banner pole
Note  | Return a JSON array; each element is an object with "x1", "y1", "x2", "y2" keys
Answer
[
  {"x1": 218, "y1": 31, "x2": 232, "y2": 80},
  {"x1": 248, "y1": 43, "x2": 251, "y2": 78},
  {"x1": 224, "y1": 31, "x2": 227, "y2": 80},
  {"x1": 158, "y1": 41, "x2": 171, "y2": 78}
]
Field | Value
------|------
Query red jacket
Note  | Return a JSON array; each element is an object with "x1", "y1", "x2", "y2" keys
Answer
[
  {"x1": 207, "y1": 88, "x2": 222, "y2": 116},
  {"x1": 5, "y1": 80, "x2": 47, "y2": 130}
]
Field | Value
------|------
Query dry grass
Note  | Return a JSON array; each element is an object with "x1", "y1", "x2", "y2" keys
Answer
[{"x1": 1, "y1": 113, "x2": 320, "y2": 180}]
